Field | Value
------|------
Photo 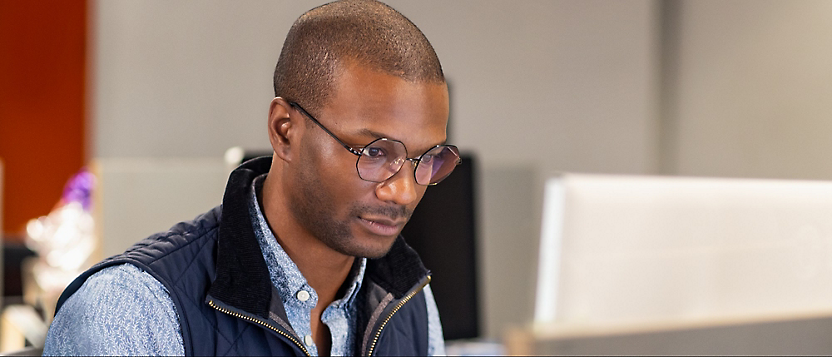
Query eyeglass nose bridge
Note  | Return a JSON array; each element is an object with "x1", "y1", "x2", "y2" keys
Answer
[
  {"x1": 387, "y1": 156, "x2": 421, "y2": 179},
  {"x1": 404, "y1": 157, "x2": 420, "y2": 166}
]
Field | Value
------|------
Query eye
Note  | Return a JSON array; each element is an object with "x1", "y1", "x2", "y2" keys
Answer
[
  {"x1": 421, "y1": 154, "x2": 434, "y2": 163},
  {"x1": 365, "y1": 146, "x2": 387, "y2": 158}
]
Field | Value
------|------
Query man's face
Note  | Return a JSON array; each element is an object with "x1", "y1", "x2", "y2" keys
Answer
[{"x1": 287, "y1": 63, "x2": 449, "y2": 259}]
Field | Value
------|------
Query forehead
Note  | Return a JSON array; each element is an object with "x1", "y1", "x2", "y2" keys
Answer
[{"x1": 318, "y1": 63, "x2": 449, "y2": 153}]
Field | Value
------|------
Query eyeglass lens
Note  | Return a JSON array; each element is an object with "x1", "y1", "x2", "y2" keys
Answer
[{"x1": 357, "y1": 139, "x2": 460, "y2": 185}]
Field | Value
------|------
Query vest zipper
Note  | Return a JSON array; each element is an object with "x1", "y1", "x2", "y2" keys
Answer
[
  {"x1": 208, "y1": 299, "x2": 311, "y2": 357},
  {"x1": 366, "y1": 275, "x2": 431, "y2": 356}
]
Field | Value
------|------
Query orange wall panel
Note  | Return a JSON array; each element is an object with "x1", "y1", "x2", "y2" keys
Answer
[{"x1": 0, "y1": 0, "x2": 87, "y2": 238}]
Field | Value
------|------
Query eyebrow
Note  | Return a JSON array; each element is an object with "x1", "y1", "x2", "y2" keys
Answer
[
  {"x1": 356, "y1": 128, "x2": 389, "y2": 141},
  {"x1": 350, "y1": 127, "x2": 447, "y2": 152}
]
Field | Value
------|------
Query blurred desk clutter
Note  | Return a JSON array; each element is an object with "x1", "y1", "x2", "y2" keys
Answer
[{"x1": 1, "y1": 169, "x2": 96, "y2": 353}]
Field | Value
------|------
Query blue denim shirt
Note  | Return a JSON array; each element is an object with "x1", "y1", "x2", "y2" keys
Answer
[{"x1": 44, "y1": 174, "x2": 445, "y2": 356}]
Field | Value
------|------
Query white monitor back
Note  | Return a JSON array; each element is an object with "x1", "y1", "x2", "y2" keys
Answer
[{"x1": 535, "y1": 174, "x2": 832, "y2": 327}]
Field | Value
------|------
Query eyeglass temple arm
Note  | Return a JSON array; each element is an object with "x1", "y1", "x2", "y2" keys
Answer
[{"x1": 289, "y1": 102, "x2": 362, "y2": 157}]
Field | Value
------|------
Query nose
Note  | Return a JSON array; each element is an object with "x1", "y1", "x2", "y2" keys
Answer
[{"x1": 375, "y1": 162, "x2": 419, "y2": 206}]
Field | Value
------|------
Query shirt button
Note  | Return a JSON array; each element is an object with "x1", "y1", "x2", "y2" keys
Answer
[
  {"x1": 297, "y1": 290, "x2": 310, "y2": 302},
  {"x1": 304, "y1": 335, "x2": 314, "y2": 346}
]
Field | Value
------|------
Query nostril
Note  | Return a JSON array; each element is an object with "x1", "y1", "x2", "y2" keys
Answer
[{"x1": 375, "y1": 168, "x2": 419, "y2": 206}]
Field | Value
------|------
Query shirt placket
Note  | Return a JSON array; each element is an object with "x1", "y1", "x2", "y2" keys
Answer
[
  {"x1": 287, "y1": 282, "x2": 319, "y2": 354},
  {"x1": 249, "y1": 175, "x2": 366, "y2": 356}
]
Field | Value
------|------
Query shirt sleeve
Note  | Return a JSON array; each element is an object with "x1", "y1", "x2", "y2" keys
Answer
[
  {"x1": 423, "y1": 284, "x2": 446, "y2": 356},
  {"x1": 42, "y1": 263, "x2": 185, "y2": 356}
]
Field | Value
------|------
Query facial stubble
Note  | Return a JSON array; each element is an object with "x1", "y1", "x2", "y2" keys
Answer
[{"x1": 288, "y1": 152, "x2": 413, "y2": 259}]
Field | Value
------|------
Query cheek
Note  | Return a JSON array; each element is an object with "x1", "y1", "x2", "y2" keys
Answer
[
  {"x1": 303, "y1": 139, "x2": 371, "y2": 207},
  {"x1": 301, "y1": 135, "x2": 347, "y2": 182}
]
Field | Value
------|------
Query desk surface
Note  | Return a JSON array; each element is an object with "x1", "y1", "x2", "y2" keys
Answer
[{"x1": 511, "y1": 311, "x2": 832, "y2": 355}]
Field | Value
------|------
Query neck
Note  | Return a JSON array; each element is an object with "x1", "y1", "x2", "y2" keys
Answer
[{"x1": 261, "y1": 172, "x2": 355, "y2": 305}]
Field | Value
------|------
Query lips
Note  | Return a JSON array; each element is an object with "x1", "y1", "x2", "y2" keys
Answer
[{"x1": 358, "y1": 216, "x2": 406, "y2": 236}]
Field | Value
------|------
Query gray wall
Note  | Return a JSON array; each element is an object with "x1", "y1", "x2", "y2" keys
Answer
[
  {"x1": 91, "y1": 0, "x2": 660, "y2": 173},
  {"x1": 664, "y1": 0, "x2": 832, "y2": 180}
]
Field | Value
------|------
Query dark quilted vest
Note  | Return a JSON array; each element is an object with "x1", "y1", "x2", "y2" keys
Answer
[{"x1": 55, "y1": 157, "x2": 430, "y2": 356}]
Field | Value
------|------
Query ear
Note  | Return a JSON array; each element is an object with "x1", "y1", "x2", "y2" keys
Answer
[{"x1": 268, "y1": 97, "x2": 300, "y2": 162}]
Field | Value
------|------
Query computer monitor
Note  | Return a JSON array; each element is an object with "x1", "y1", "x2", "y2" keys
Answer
[
  {"x1": 402, "y1": 154, "x2": 479, "y2": 340},
  {"x1": 527, "y1": 173, "x2": 832, "y2": 354}
]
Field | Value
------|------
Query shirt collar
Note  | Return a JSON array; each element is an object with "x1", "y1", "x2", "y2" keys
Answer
[{"x1": 247, "y1": 174, "x2": 366, "y2": 308}]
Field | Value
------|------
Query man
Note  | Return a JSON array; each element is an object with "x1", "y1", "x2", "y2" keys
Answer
[{"x1": 43, "y1": 0, "x2": 460, "y2": 355}]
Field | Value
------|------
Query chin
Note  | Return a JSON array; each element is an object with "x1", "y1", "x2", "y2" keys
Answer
[{"x1": 336, "y1": 232, "x2": 399, "y2": 259}]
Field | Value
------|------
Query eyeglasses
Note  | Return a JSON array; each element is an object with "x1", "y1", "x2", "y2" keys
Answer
[{"x1": 289, "y1": 101, "x2": 461, "y2": 186}]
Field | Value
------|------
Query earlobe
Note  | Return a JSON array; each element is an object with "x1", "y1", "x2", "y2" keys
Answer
[{"x1": 267, "y1": 97, "x2": 296, "y2": 162}]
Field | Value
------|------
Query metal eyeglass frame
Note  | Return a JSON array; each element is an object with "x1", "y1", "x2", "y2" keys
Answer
[{"x1": 288, "y1": 101, "x2": 460, "y2": 186}]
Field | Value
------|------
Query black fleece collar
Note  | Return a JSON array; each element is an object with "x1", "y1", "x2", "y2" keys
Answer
[{"x1": 207, "y1": 156, "x2": 429, "y2": 318}]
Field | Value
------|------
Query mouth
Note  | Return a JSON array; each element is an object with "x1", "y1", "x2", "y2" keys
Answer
[{"x1": 358, "y1": 216, "x2": 406, "y2": 237}]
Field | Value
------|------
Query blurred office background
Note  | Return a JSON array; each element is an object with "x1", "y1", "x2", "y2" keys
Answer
[{"x1": 4, "y1": 0, "x2": 832, "y2": 350}]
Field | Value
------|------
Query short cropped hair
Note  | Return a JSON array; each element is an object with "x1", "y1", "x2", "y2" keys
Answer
[{"x1": 273, "y1": 0, "x2": 445, "y2": 114}]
